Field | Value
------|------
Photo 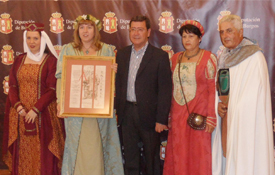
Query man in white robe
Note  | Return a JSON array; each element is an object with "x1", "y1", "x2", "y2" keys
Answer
[{"x1": 212, "y1": 14, "x2": 274, "y2": 175}]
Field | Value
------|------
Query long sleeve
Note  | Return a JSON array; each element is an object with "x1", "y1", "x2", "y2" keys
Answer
[
  {"x1": 55, "y1": 44, "x2": 70, "y2": 103},
  {"x1": 156, "y1": 51, "x2": 172, "y2": 125},
  {"x1": 8, "y1": 56, "x2": 23, "y2": 109}
]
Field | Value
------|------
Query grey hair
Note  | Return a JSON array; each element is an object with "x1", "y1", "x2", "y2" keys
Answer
[{"x1": 219, "y1": 14, "x2": 243, "y2": 31}]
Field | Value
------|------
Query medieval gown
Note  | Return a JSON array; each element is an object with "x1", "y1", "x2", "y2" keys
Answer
[
  {"x1": 163, "y1": 50, "x2": 217, "y2": 175},
  {"x1": 3, "y1": 53, "x2": 65, "y2": 175},
  {"x1": 55, "y1": 43, "x2": 124, "y2": 175}
]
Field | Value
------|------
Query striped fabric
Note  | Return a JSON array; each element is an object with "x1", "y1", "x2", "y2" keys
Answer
[{"x1": 126, "y1": 42, "x2": 148, "y2": 101}]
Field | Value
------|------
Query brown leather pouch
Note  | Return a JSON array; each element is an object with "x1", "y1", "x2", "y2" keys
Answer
[{"x1": 187, "y1": 113, "x2": 207, "y2": 130}]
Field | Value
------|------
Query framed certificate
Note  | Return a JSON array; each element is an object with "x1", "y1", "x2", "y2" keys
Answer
[{"x1": 59, "y1": 55, "x2": 115, "y2": 118}]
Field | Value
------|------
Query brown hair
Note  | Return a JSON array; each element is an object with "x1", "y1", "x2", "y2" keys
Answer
[
  {"x1": 130, "y1": 15, "x2": 151, "y2": 30},
  {"x1": 72, "y1": 20, "x2": 102, "y2": 51}
]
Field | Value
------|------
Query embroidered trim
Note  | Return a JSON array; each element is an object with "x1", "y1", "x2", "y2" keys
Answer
[
  {"x1": 38, "y1": 54, "x2": 50, "y2": 99},
  {"x1": 207, "y1": 117, "x2": 217, "y2": 126},
  {"x1": 207, "y1": 116, "x2": 216, "y2": 119},
  {"x1": 173, "y1": 62, "x2": 197, "y2": 105},
  {"x1": 37, "y1": 54, "x2": 49, "y2": 128},
  {"x1": 207, "y1": 119, "x2": 216, "y2": 124},
  {"x1": 205, "y1": 59, "x2": 215, "y2": 79},
  {"x1": 32, "y1": 107, "x2": 40, "y2": 114},
  {"x1": 14, "y1": 101, "x2": 21, "y2": 109},
  {"x1": 206, "y1": 122, "x2": 216, "y2": 127},
  {"x1": 196, "y1": 50, "x2": 205, "y2": 65},
  {"x1": 210, "y1": 53, "x2": 217, "y2": 65},
  {"x1": 25, "y1": 128, "x2": 36, "y2": 132}
]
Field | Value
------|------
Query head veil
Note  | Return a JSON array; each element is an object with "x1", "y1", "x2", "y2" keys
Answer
[{"x1": 23, "y1": 23, "x2": 58, "y2": 61}]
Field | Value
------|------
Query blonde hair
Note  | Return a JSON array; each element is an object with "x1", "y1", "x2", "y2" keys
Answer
[
  {"x1": 219, "y1": 14, "x2": 243, "y2": 31},
  {"x1": 72, "y1": 20, "x2": 102, "y2": 51}
]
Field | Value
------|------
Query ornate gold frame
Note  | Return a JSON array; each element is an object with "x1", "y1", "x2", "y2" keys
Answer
[{"x1": 60, "y1": 55, "x2": 115, "y2": 118}]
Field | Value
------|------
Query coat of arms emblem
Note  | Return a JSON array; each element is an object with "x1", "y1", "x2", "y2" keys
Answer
[
  {"x1": 3, "y1": 76, "x2": 9, "y2": 95},
  {"x1": 103, "y1": 12, "x2": 118, "y2": 34},
  {"x1": 161, "y1": 45, "x2": 174, "y2": 59},
  {"x1": 159, "y1": 11, "x2": 174, "y2": 34},
  {"x1": 49, "y1": 12, "x2": 64, "y2": 34},
  {"x1": 160, "y1": 141, "x2": 167, "y2": 160},
  {"x1": 217, "y1": 11, "x2": 231, "y2": 31},
  {"x1": 54, "y1": 45, "x2": 62, "y2": 56},
  {"x1": 1, "y1": 45, "x2": 14, "y2": 65},
  {"x1": 0, "y1": 13, "x2": 13, "y2": 34}
]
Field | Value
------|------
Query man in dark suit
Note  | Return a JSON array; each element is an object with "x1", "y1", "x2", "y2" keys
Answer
[{"x1": 115, "y1": 15, "x2": 172, "y2": 175}]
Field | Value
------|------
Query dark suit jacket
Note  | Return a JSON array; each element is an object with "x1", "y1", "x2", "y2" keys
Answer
[{"x1": 115, "y1": 43, "x2": 172, "y2": 130}]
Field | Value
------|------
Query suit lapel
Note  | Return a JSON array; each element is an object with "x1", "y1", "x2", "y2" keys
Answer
[{"x1": 137, "y1": 44, "x2": 152, "y2": 77}]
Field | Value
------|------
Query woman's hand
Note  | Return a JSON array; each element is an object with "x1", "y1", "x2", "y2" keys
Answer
[
  {"x1": 205, "y1": 124, "x2": 215, "y2": 133},
  {"x1": 17, "y1": 105, "x2": 27, "y2": 116},
  {"x1": 25, "y1": 110, "x2": 37, "y2": 123},
  {"x1": 111, "y1": 63, "x2": 118, "y2": 73}
]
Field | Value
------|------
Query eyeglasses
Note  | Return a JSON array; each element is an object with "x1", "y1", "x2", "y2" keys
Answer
[{"x1": 129, "y1": 28, "x2": 146, "y2": 33}]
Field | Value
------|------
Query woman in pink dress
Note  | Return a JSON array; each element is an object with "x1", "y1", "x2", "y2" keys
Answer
[{"x1": 163, "y1": 20, "x2": 217, "y2": 175}]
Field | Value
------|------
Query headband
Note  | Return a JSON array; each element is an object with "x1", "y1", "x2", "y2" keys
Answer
[
  {"x1": 180, "y1": 20, "x2": 205, "y2": 37},
  {"x1": 25, "y1": 23, "x2": 44, "y2": 32},
  {"x1": 74, "y1": 14, "x2": 102, "y2": 31}
]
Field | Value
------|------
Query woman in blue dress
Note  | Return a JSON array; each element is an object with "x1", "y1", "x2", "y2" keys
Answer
[{"x1": 55, "y1": 14, "x2": 124, "y2": 175}]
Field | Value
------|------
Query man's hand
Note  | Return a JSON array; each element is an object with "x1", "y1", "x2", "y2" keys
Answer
[
  {"x1": 218, "y1": 102, "x2": 227, "y2": 118},
  {"x1": 25, "y1": 110, "x2": 37, "y2": 123},
  {"x1": 155, "y1": 122, "x2": 168, "y2": 133}
]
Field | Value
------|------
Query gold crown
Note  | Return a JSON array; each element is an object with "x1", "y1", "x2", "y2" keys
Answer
[
  {"x1": 52, "y1": 12, "x2": 62, "y2": 18},
  {"x1": 105, "y1": 12, "x2": 115, "y2": 18},
  {"x1": 161, "y1": 11, "x2": 172, "y2": 17},
  {"x1": 3, "y1": 45, "x2": 12, "y2": 50},
  {"x1": 54, "y1": 45, "x2": 62, "y2": 50},
  {"x1": 1, "y1": 13, "x2": 10, "y2": 19},
  {"x1": 161, "y1": 45, "x2": 172, "y2": 51},
  {"x1": 220, "y1": 11, "x2": 231, "y2": 16}
]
